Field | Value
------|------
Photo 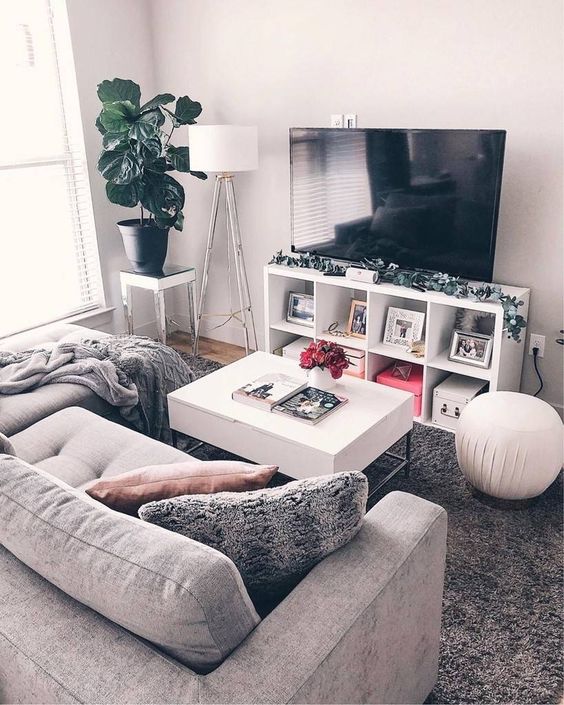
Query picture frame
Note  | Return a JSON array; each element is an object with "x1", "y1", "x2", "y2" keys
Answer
[
  {"x1": 449, "y1": 330, "x2": 493, "y2": 368},
  {"x1": 287, "y1": 292, "x2": 314, "y2": 327},
  {"x1": 346, "y1": 299, "x2": 368, "y2": 338},
  {"x1": 384, "y1": 307, "x2": 426, "y2": 348}
]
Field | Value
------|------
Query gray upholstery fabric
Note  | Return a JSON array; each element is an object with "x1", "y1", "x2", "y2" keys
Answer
[
  {"x1": 10, "y1": 406, "x2": 191, "y2": 488},
  {"x1": 0, "y1": 382, "x2": 114, "y2": 436},
  {"x1": 0, "y1": 322, "x2": 108, "y2": 353},
  {"x1": 0, "y1": 431, "x2": 15, "y2": 456},
  {"x1": 0, "y1": 545, "x2": 200, "y2": 705},
  {"x1": 139, "y1": 472, "x2": 368, "y2": 594},
  {"x1": 0, "y1": 335, "x2": 194, "y2": 442},
  {"x1": 0, "y1": 455, "x2": 260, "y2": 673},
  {"x1": 0, "y1": 323, "x2": 113, "y2": 436},
  {"x1": 0, "y1": 491, "x2": 446, "y2": 704}
]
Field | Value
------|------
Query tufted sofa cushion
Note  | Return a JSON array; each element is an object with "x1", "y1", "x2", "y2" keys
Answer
[
  {"x1": 10, "y1": 407, "x2": 192, "y2": 488},
  {"x1": 0, "y1": 322, "x2": 109, "y2": 353}
]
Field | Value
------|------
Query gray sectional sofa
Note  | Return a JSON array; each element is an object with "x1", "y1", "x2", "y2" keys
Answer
[
  {"x1": 0, "y1": 322, "x2": 116, "y2": 436},
  {"x1": 0, "y1": 325, "x2": 448, "y2": 704}
]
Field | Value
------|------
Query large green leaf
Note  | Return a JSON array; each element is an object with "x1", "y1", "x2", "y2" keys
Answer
[
  {"x1": 154, "y1": 213, "x2": 178, "y2": 230},
  {"x1": 95, "y1": 114, "x2": 107, "y2": 135},
  {"x1": 97, "y1": 78, "x2": 141, "y2": 109},
  {"x1": 129, "y1": 120, "x2": 157, "y2": 143},
  {"x1": 106, "y1": 181, "x2": 143, "y2": 208},
  {"x1": 166, "y1": 145, "x2": 190, "y2": 172},
  {"x1": 172, "y1": 210, "x2": 184, "y2": 232},
  {"x1": 99, "y1": 100, "x2": 137, "y2": 133},
  {"x1": 175, "y1": 96, "x2": 202, "y2": 124},
  {"x1": 97, "y1": 149, "x2": 141, "y2": 185},
  {"x1": 190, "y1": 170, "x2": 208, "y2": 180},
  {"x1": 140, "y1": 93, "x2": 175, "y2": 112},
  {"x1": 138, "y1": 108, "x2": 165, "y2": 128},
  {"x1": 165, "y1": 95, "x2": 202, "y2": 126},
  {"x1": 138, "y1": 137, "x2": 162, "y2": 159},
  {"x1": 142, "y1": 173, "x2": 185, "y2": 222},
  {"x1": 102, "y1": 132, "x2": 129, "y2": 151},
  {"x1": 144, "y1": 156, "x2": 167, "y2": 172}
]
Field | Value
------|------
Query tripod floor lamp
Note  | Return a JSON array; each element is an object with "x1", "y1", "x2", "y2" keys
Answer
[{"x1": 188, "y1": 125, "x2": 258, "y2": 356}]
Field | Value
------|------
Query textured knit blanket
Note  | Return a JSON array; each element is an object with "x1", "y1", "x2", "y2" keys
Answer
[{"x1": 0, "y1": 336, "x2": 194, "y2": 442}]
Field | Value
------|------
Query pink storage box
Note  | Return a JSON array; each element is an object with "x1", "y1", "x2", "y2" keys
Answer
[
  {"x1": 343, "y1": 347, "x2": 366, "y2": 378},
  {"x1": 376, "y1": 364, "x2": 424, "y2": 417}
]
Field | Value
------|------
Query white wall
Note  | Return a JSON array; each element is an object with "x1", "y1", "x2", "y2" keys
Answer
[
  {"x1": 149, "y1": 0, "x2": 563, "y2": 410},
  {"x1": 66, "y1": 0, "x2": 158, "y2": 334}
]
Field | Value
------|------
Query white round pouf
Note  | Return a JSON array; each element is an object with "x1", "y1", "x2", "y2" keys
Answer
[{"x1": 456, "y1": 391, "x2": 563, "y2": 500}]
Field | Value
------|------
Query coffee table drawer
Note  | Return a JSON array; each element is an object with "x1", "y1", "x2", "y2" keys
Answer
[{"x1": 169, "y1": 401, "x2": 336, "y2": 478}]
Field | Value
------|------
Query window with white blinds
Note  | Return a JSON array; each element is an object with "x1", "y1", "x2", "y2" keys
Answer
[
  {"x1": 291, "y1": 132, "x2": 372, "y2": 250},
  {"x1": 0, "y1": 0, "x2": 103, "y2": 338}
]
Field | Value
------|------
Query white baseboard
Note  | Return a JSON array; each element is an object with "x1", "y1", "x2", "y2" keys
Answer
[
  {"x1": 120, "y1": 314, "x2": 244, "y2": 346},
  {"x1": 173, "y1": 313, "x2": 251, "y2": 348}
]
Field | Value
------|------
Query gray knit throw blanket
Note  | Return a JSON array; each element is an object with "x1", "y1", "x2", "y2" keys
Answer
[{"x1": 0, "y1": 335, "x2": 194, "y2": 442}]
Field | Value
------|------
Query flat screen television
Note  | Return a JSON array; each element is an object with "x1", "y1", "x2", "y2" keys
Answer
[{"x1": 290, "y1": 128, "x2": 506, "y2": 282}]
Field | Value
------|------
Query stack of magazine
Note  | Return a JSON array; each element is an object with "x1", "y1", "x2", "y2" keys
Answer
[{"x1": 232, "y1": 373, "x2": 347, "y2": 425}]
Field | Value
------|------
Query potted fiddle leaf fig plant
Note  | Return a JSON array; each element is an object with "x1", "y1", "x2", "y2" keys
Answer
[{"x1": 95, "y1": 78, "x2": 207, "y2": 273}]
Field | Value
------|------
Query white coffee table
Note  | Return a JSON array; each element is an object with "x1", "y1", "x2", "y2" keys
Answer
[{"x1": 168, "y1": 352, "x2": 413, "y2": 489}]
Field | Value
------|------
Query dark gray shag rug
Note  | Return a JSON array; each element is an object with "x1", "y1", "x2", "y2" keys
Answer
[{"x1": 177, "y1": 353, "x2": 563, "y2": 704}]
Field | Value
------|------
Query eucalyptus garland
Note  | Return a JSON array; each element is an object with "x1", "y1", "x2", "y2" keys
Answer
[{"x1": 269, "y1": 251, "x2": 526, "y2": 341}]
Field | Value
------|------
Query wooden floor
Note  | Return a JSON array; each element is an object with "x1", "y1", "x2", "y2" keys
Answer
[{"x1": 168, "y1": 330, "x2": 247, "y2": 365}]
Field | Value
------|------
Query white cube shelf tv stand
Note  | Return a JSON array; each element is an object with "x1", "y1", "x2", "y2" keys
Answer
[{"x1": 264, "y1": 264, "x2": 530, "y2": 424}]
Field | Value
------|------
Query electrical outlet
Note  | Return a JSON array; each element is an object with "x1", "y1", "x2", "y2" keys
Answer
[
  {"x1": 330, "y1": 114, "x2": 344, "y2": 128},
  {"x1": 528, "y1": 333, "x2": 545, "y2": 358},
  {"x1": 344, "y1": 113, "x2": 358, "y2": 128}
]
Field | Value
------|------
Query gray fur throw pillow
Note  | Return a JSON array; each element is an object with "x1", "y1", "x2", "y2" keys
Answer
[{"x1": 139, "y1": 471, "x2": 368, "y2": 594}]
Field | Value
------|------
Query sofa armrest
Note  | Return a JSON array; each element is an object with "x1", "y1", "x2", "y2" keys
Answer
[{"x1": 202, "y1": 491, "x2": 447, "y2": 705}]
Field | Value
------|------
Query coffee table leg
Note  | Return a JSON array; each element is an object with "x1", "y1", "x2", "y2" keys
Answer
[
  {"x1": 171, "y1": 429, "x2": 205, "y2": 455},
  {"x1": 405, "y1": 430, "x2": 412, "y2": 477},
  {"x1": 367, "y1": 430, "x2": 413, "y2": 498}
]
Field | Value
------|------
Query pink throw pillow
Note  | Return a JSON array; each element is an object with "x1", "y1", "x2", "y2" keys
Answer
[{"x1": 85, "y1": 460, "x2": 278, "y2": 514}]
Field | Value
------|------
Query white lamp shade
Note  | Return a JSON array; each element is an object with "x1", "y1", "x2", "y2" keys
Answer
[{"x1": 188, "y1": 125, "x2": 258, "y2": 173}]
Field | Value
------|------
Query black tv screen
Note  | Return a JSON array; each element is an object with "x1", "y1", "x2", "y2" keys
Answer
[{"x1": 290, "y1": 128, "x2": 506, "y2": 282}]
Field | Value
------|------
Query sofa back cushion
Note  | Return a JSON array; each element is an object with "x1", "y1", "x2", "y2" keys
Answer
[{"x1": 0, "y1": 455, "x2": 259, "y2": 673}]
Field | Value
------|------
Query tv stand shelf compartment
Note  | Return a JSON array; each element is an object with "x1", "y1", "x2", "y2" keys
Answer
[{"x1": 264, "y1": 264, "x2": 530, "y2": 425}]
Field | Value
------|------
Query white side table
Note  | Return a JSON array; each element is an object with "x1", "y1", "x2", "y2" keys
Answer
[{"x1": 119, "y1": 265, "x2": 197, "y2": 346}]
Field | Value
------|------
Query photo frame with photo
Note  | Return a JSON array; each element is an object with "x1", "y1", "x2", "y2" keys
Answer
[
  {"x1": 384, "y1": 307, "x2": 425, "y2": 348},
  {"x1": 287, "y1": 292, "x2": 314, "y2": 327},
  {"x1": 346, "y1": 299, "x2": 368, "y2": 338},
  {"x1": 448, "y1": 330, "x2": 493, "y2": 368}
]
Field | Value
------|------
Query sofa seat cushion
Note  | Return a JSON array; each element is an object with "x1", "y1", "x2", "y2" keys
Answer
[
  {"x1": 0, "y1": 382, "x2": 114, "y2": 437},
  {"x1": 0, "y1": 455, "x2": 260, "y2": 673},
  {"x1": 10, "y1": 406, "x2": 190, "y2": 488}
]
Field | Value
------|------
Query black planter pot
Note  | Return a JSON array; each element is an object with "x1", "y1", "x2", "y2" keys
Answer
[{"x1": 117, "y1": 219, "x2": 169, "y2": 274}]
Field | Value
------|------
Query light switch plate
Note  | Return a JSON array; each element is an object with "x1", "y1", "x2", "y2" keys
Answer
[{"x1": 330, "y1": 114, "x2": 344, "y2": 128}]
